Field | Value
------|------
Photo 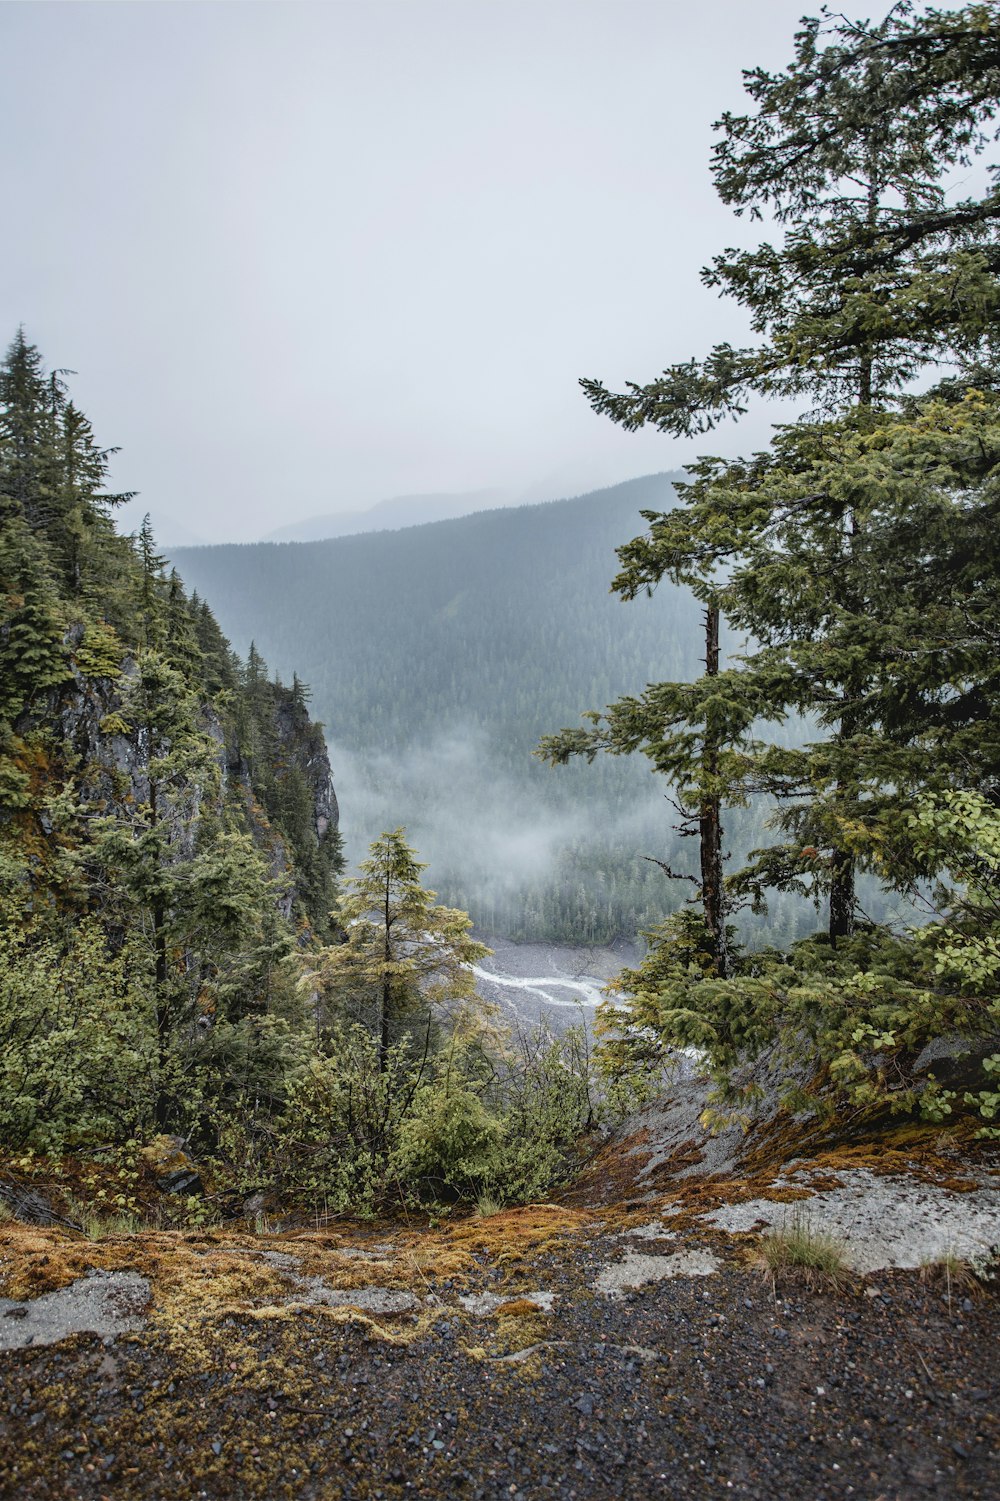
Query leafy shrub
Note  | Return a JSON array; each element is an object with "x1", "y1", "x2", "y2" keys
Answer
[{"x1": 0, "y1": 921, "x2": 155, "y2": 1151}]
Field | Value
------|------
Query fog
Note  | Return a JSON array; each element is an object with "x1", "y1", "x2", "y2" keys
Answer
[
  {"x1": 329, "y1": 722, "x2": 673, "y2": 939},
  {"x1": 1, "y1": 0, "x2": 814, "y2": 545}
]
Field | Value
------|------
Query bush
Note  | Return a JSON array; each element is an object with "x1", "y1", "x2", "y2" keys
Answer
[
  {"x1": 0, "y1": 921, "x2": 155, "y2": 1151},
  {"x1": 223, "y1": 1016, "x2": 607, "y2": 1215}
]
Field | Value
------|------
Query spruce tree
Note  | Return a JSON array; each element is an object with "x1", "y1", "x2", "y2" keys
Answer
[
  {"x1": 316, "y1": 829, "x2": 489, "y2": 1073},
  {"x1": 560, "y1": 2, "x2": 1000, "y2": 945}
]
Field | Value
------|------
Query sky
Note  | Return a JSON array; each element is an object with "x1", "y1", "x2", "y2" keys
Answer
[{"x1": 3, "y1": 0, "x2": 822, "y2": 544}]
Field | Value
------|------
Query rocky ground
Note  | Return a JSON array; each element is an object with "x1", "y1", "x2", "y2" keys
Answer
[{"x1": 1, "y1": 1085, "x2": 998, "y2": 1500}]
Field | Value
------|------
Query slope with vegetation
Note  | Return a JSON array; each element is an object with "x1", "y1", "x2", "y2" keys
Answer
[
  {"x1": 1, "y1": 8, "x2": 999, "y2": 1497},
  {"x1": 0, "y1": 333, "x2": 599, "y2": 1221}
]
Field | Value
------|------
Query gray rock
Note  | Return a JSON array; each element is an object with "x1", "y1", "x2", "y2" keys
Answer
[{"x1": 0, "y1": 1271, "x2": 149, "y2": 1349}]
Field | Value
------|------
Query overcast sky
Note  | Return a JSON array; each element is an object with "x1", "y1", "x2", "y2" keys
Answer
[{"x1": 3, "y1": 0, "x2": 825, "y2": 544}]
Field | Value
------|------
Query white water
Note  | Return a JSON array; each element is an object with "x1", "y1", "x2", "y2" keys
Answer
[{"x1": 470, "y1": 964, "x2": 606, "y2": 1011}]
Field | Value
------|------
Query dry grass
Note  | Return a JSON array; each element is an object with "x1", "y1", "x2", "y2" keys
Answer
[{"x1": 918, "y1": 1251, "x2": 982, "y2": 1308}]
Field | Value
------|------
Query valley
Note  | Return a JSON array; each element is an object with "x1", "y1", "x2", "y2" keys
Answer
[{"x1": 172, "y1": 476, "x2": 810, "y2": 948}]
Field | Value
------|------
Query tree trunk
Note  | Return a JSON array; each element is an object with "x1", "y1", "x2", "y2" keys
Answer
[
  {"x1": 149, "y1": 780, "x2": 172, "y2": 1129},
  {"x1": 379, "y1": 975, "x2": 391, "y2": 1076},
  {"x1": 828, "y1": 681, "x2": 858, "y2": 945},
  {"x1": 828, "y1": 846, "x2": 855, "y2": 946},
  {"x1": 379, "y1": 878, "x2": 392, "y2": 1074},
  {"x1": 700, "y1": 606, "x2": 729, "y2": 978},
  {"x1": 153, "y1": 894, "x2": 170, "y2": 1130}
]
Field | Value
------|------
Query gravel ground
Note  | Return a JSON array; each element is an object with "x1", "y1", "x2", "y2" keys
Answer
[
  {"x1": 0, "y1": 1238, "x2": 996, "y2": 1500},
  {"x1": 2, "y1": 1072, "x2": 998, "y2": 1499}
]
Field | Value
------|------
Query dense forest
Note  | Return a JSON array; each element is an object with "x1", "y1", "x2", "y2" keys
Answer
[
  {"x1": 173, "y1": 480, "x2": 825, "y2": 945},
  {"x1": 0, "y1": 333, "x2": 600, "y2": 1211}
]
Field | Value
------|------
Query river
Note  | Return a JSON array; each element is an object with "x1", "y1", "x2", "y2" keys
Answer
[{"x1": 469, "y1": 934, "x2": 641, "y2": 1035}]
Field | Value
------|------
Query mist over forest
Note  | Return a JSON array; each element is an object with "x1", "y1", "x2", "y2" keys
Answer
[{"x1": 172, "y1": 475, "x2": 825, "y2": 945}]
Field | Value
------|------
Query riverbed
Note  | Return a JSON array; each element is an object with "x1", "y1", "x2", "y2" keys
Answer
[{"x1": 469, "y1": 933, "x2": 641, "y2": 1034}]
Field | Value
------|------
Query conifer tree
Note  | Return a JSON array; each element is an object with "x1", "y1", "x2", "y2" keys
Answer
[
  {"x1": 316, "y1": 829, "x2": 489, "y2": 1073},
  {"x1": 559, "y1": 2, "x2": 1000, "y2": 945},
  {"x1": 0, "y1": 329, "x2": 52, "y2": 527},
  {"x1": 135, "y1": 515, "x2": 166, "y2": 649}
]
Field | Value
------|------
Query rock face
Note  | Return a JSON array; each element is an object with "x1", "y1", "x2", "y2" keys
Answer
[
  {"x1": 33, "y1": 638, "x2": 339, "y2": 927},
  {"x1": 571, "y1": 1052, "x2": 1000, "y2": 1287},
  {"x1": 273, "y1": 692, "x2": 339, "y2": 843}
]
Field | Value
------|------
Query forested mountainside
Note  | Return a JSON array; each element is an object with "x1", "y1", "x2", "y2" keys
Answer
[
  {"x1": 0, "y1": 330, "x2": 343, "y2": 1147},
  {"x1": 0, "y1": 331, "x2": 602, "y2": 1205},
  {"x1": 173, "y1": 479, "x2": 815, "y2": 945}
]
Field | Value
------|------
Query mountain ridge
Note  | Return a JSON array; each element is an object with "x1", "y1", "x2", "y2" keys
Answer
[{"x1": 170, "y1": 471, "x2": 810, "y2": 945}]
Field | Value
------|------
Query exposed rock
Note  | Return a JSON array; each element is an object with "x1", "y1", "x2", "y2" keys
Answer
[
  {"x1": 704, "y1": 1169, "x2": 1000, "y2": 1274},
  {"x1": 458, "y1": 1290, "x2": 556, "y2": 1315},
  {"x1": 157, "y1": 1169, "x2": 203, "y2": 1196},
  {"x1": 0, "y1": 1271, "x2": 149, "y2": 1350},
  {"x1": 296, "y1": 1285, "x2": 420, "y2": 1315},
  {"x1": 0, "y1": 1178, "x2": 63, "y2": 1229},
  {"x1": 913, "y1": 1033, "x2": 999, "y2": 1090},
  {"x1": 594, "y1": 1249, "x2": 720, "y2": 1296}
]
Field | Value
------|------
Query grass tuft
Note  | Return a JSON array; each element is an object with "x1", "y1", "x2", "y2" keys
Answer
[
  {"x1": 754, "y1": 1215, "x2": 850, "y2": 1286},
  {"x1": 918, "y1": 1251, "x2": 980, "y2": 1307}
]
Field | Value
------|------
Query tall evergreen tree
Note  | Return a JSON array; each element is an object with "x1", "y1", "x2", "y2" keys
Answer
[
  {"x1": 560, "y1": 2, "x2": 1000, "y2": 944},
  {"x1": 0, "y1": 329, "x2": 51, "y2": 527},
  {"x1": 315, "y1": 829, "x2": 489, "y2": 1073}
]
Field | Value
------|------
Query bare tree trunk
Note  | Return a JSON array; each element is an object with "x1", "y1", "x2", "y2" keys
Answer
[
  {"x1": 379, "y1": 877, "x2": 392, "y2": 1074},
  {"x1": 149, "y1": 778, "x2": 172, "y2": 1130},
  {"x1": 828, "y1": 697, "x2": 857, "y2": 946},
  {"x1": 700, "y1": 606, "x2": 729, "y2": 978},
  {"x1": 822, "y1": 172, "x2": 876, "y2": 948},
  {"x1": 828, "y1": 845, "x2": 856, "y2": 946}
]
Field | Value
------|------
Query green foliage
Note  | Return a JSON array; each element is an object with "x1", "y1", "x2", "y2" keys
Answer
[
  {"x1": 584, "y1": 6, "x2": 1000, "y2": 432},
  {"x1": 393, "y1": 1077, "x2": 502, "y2": 1195},
  {"x1": 552, "y1": 0, "x2": 1000, "y2": 944},
  {"x1": 907, "y1": 791, "x2": 1000, "y2": 1130},
  {"x1": 599, "y1": 790, "x2": 1000, "y2": 1128},
  {"x1": 313, "y1": 828, "x2": 489, "y2": 1068},
  {"x1": 0, "y1": 333, "x2": 606, "y2": 1211},
  {"x1": 544, "y1": 4, "x2": 1000, "y2": 1126},
  {"x1": 227, "y1": 1014, "x2": 603, "y2": 1214},
  {"x1": 0, "y1": 919, "x2": 155, "y2": 1151},
  {"x1": 76, "y1": 619, "x2": 124, "y2": 680},
  {"x1": 0, "y1": 333, "x2": 346, "y2": 1156}
]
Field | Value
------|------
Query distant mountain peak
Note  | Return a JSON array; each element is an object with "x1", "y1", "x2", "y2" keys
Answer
[{"x1": 262, "y1": 488, "x2": 511, "y2": 543}]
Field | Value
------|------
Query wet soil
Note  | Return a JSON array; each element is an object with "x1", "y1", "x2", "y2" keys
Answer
[{"x1": 0, "y1": 1239, "x2": 996, "y2": 1500}]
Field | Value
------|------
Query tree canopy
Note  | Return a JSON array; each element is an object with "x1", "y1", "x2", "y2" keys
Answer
[{"x1": 543, "y1": 2, "x2": 1000, "y2": 1125}]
